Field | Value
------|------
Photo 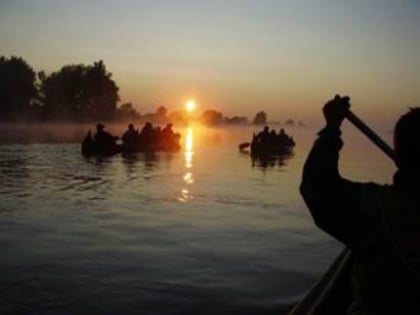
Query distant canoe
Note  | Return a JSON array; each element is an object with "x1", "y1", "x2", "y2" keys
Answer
[
  {"x1": 287, "y1": 249, "x2": 352, "y2": 315},
  {"x1": 81, "y1": 131, "x2": 121, "y2": 156},
  {"x1": 239, "y1": 131, "x2": 296, "y2": 157},
  {"x1": 250, "y1": 141, "x2": 294, "y2": 156},
  {"x1": 81, "y1": 131, "x2": 181, "y2": 156}
]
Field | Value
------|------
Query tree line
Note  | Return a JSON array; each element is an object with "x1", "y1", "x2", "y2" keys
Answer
[
  {"x1": 0, "y1": 56, "x2": 272, "y2": 125},
  {"x1": 0, "y1": 56, "x2": 119, "y2": 122}
]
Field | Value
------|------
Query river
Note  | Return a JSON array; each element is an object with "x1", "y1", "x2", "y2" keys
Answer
[{"x1": 0, "y1": 123, "x2": 395, "y2": 314}]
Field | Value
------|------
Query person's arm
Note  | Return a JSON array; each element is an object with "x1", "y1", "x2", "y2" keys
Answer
[{"x1": 300, "y1": 95, "x2": 362, "y2": 247}]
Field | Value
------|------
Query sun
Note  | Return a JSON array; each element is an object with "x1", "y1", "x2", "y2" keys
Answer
[{"x1": 185, "y1": 100, "x2": 196, "y2": 112}]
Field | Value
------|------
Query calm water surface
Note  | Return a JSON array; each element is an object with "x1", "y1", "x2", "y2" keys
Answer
[{"x1": 0, "y1": 124, "x2": 395, "y2": 314}]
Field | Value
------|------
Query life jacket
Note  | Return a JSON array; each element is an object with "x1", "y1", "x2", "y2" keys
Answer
[{"x1": 351, "y1": 184, "x2": 420, "y2": 314}]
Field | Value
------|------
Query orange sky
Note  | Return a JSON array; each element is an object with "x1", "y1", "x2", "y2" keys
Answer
[{"x1": 1, "y1": 1, "x2": 418, "y2": 128}]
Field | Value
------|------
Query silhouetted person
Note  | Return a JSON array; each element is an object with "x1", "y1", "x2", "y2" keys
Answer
[
  {"x1": 256, "y1": 126, "x2": 271, "y2": 144},
  {"x1": 154, "y1": 126, "x2": 162, "y2": 141},
  {"x1": 94, "y1": 123, "x2": 118, "y2": 146},
  {"x1": 277, "y1": 128, "x2": 295, "y2": 146},
  {"x1": 278, "y1": 128, "x2": 288, "y2": 145},
  {"x1": 122, "y1": 123, "x2": 138, "y2": 145},
  {"x1": 300, "y1": 95, "x2": 420, "y2": 314},
  {"x1": 162, "y1": 123, "x2": 174, "y2": 138},
  {"x1": 160, "y1": 123, "x2": 175, "y2": 148},
  {"x1": 139, "y1": 122, "x2": 154, "y2": 147},
  {"x1": 269, "y1": 129, "x2": 277, "y2": 143}
]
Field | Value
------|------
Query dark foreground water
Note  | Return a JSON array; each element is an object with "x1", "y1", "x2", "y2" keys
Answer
[{"x1": 0, "y1": 124, "x2": 394, "y2": 315}]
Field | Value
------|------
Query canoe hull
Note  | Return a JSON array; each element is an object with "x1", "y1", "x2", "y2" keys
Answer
[
  {"x1": 250, "y1": 142, "x2": 294, "y2": 157},
  {"x1": 287, "y1": 249, "x2": 352, "y2": 315},
  {"x1": 81, "y1": 134, "x2": 122, "y2": 156},
  {"x1": 81, "y1": 132, "x2": 180, "y2": 156}
]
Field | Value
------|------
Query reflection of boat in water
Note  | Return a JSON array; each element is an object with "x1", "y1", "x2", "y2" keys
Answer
[
  {"x1": 239, "y1": 141, "x2": 295, "y2": 156},
  {"x1": 81, "y1": 131, "x2": 181, "y2": 156},
  {"x1": 251, "y1": 151, "x2": 293, "y2": 168},
  {"x1": 287, "y1": 249, "x2": 352, "y2": 315}
]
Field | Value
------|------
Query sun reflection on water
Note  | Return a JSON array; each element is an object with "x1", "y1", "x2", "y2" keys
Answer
[
  {"x1": 183, "y1": 172, "x2": 194, "y2": 184},
  {"x1": 179, "y1": 126, "x2": 194, "y2": 202},
  {"x1": 185, "y1": 126, "x2": 194, "y2": 169}
]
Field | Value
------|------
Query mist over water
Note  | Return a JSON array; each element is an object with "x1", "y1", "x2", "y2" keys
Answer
[
  {"x1": 0, "y1": 123, "x2": 137, "y2": 144},
  {"x1": 0, "y1": 124, "x2": 394, "y2": 314}
]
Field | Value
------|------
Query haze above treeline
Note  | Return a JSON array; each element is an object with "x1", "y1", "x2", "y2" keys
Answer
[{"x1": 0, "y1": 56, "x2": 303, "y2": 127}]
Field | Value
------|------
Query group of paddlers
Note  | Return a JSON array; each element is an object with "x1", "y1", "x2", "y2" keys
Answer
[
  {"x1": 253, "y1": 126, "x2": 295, "y2": 147},
  {"x1": 92, "y1": 122, "x2": 180, "y2": 152}
]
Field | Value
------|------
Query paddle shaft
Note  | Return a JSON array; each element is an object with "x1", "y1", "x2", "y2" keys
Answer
[{"x1": 346, "y1": 110, "x2": 395, "y2": 161}]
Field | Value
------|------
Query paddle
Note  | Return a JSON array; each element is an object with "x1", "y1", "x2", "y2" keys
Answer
[
  {"x1": 346, "y1": 110, "x2": 395, "y2": 161},
  {"x1": 238, "y1": 142, "x2": 251, "y2": 151}
]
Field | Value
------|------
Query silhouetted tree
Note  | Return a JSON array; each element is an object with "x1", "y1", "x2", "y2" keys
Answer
[
  {"x1": 168, "y1": 110, "x2": 187, "y2": 125},
  {"x1": 39, "y1": 60, "x2": 119, "y2": 121},
  {"x1": 116, "y1": 102, "x2": 141, "y2": 122},
  {"x1": 285, "y1": 119, "x2": 294, "y2": 126},
  {"x1": 225, "y1": 116, "x2": 249, "y2": 125},
  {"x1": 84, "y1": 60, "x2": 119, "y2": 120},
  {"x1": 39, "y1": 64, "x2": 84, "y2": 120},
  {"x1": 252, "y1": 111, "x2": 267, "y2": 125},
  {"x1": 0, "y1": 56, "x2": 37, "y2": 120},
  {"x1": 155, "y1": 106, "x2": 168, "y2": 124},
  {"x1": 201, "y1": 109, "x2": 224, "y2": 125}
]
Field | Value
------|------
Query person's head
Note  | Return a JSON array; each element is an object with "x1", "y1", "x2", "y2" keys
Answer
[
  {"x1": 264, "y1": 126, "x2": 269, "y2": 132},
  {"x1": 280, "y1": 128, "x2": 285, "y2": 134},
  {"x1": 394, "y1": 107, "x2": 420, "y2": 169},
  {"x1": 128, "y1": 123, "x2": 134, "y2": 130},
  {"x1": 96, "y1": 123, "x2": 105, "y2": 131}
]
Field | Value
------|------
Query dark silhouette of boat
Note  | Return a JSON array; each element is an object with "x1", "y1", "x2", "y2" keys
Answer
[
  {"x1": 239, "y1": 134, "x2": 295, "y2": 157},
  {"x1": 250, "y1": 138, "x2": 295, "y2": 156},
  {"x1": 81, "y1": 131, "x2": 122, "y2": 156},
  {"x1": 81, "y1": 130, "x2": 181, "y2": 156}
]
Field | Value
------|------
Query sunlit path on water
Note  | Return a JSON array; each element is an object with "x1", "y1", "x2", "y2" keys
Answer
[{"x1": 179, "y1": 125, "x2": 195, "y2": 202}]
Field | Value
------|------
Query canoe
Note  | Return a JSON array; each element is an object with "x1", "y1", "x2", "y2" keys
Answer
[
  {"x1": 287, "y1": 249, "x2": 352, "y2": 315},
  {"x1": 81, "y1": 132, "x2": 122, "y2": 156},
  {"x1": 250, "y1": 141, "x2": 294, "y2": 157},
  {"x1": 239, "y1": 131, "x2": 296, "y2": 157},
  {"x1": 81, "y1": 131, "x2": 181, "y2": 156}
]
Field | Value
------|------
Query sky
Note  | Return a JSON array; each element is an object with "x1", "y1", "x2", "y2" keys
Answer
[{"x1": 0, "y1": 0, "x2": 419, "y2": 127}]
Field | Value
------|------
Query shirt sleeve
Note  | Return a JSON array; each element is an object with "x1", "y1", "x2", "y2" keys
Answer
[{"x1": 300, "y1": 126, "x2": 363, "y2": 248}]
